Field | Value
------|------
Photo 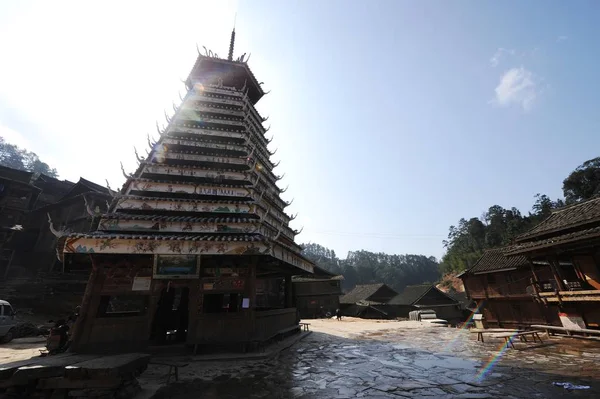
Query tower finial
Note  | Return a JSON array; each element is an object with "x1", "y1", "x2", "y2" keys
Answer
[{"x1": 228, "y1": 13, "x2": 237, "y2": 61}]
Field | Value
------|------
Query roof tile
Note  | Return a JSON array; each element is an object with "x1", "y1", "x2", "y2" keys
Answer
[
  {"x1": 517, "y1": 197, "x2": 600, "y2": 241},
  {"x1": 466, "y1": 248, "x2": 529, "y2": 274}
]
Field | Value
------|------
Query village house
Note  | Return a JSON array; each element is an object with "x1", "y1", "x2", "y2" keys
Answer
[
  {"x1": 505, "y1": 196, "x2": 600, "y2": 329},
  {"x1": 387, "y1": 284, "x2": 464, "y2": 322},
  {"x1": 339, "y1": 283, "x2": 398, "y2": 318},
  {"x1": 461, "y1": 196, "x2": 600, "y2": 330},
  {"x1": 0, "y1": 165, "x2": 113, "y2": 314},
  {"x1": 459, "y1": 249, "x2": 558, "y2": 328},
  {"x1": 292, "y1": 271, "x2": 343, "y2": 319}
]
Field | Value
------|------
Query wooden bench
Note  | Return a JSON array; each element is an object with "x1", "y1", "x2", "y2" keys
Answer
[
  {"x1": 149, "y1": 361, "x2": 189, "y2": 384},
  {"x1": 496, "y1": 331, "x2": 544, "y2": 349},
  {"x1": 531, "y1": 324, "x2": 600, "y2": 338},
  {"x1": 299, "y1": 322, "x2": 310, "y2": 332},
  {"x1": 471, "y1": 328, "x2": 518, "y2": 343}
]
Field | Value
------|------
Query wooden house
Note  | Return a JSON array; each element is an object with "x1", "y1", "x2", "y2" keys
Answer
[
  {"x1": 459, "y1": 249, "x2": 558, "y2": 328},
  {"x1": 0, "y1": 166, "x2": 41, "y2": 279},
  {"x1": 292, "y1": 272, "x2": 343, "y2": 319},
  {"x1": 505, "y1": 197, "x2": 600, "y2": 329},
  {"x1": 461, "y1": 196, "x2": 600, "y2": 329},
  {"x1": 387, "y1": 284, "x2": 464, "y2": 322},
  {"x1": 59, "y1": 31, "x2": 315, "y2": 354},
  {"x1": 339, "y1": 283, "x2": 398, "y2": 318},
  {"x1": 0, "y1": 167, "x2": 113, "y2": 315}
]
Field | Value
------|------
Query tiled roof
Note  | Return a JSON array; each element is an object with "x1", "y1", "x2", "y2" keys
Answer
[
  {"x1": 129, "y1": 179, "x2": 252, "y2": 189},
  {"x1": 101, "y1": 214, "x2": 259, "y2": 223},
  {"x1": 388, "y1": 285, "x2": 432, "y2": 305},
  {"x1": 388, "y1": 285, "x2": 459, "y2": 306},
  {"x1": 466, "y1": 248, "x2": 529, "y2": 274},
  {"x1": 340, "y1": 283, "x2": 388, "y2": 305},
  {"x1": 292, "y1": 275, "x2": 344, "y2": 282},
  {"x1": 117, "y1": 195, "x2": 252, "y2": 204},
  {"x1": 0, "y1": 165, "x2": 34, "y2": 184},
  {"x1": 516, "y1": 197, "x2": 600, "y2": 241},
  {"x1": 506, "y1": 226, "x2": 600, "y2": 256},
  {"x1": 79, "y1": 178, "x2": 113, "y2": 194},
  {"x1": 66, "y1": 232, "x2": 265, "y2": 242}
]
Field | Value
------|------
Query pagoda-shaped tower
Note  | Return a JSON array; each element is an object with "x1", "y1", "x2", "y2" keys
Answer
[{"x1": 61, "y1": 30, "x2": 314, "y2": 353}]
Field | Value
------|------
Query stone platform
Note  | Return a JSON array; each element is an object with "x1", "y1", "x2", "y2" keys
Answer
[{"x1": 0, "y1": 353, "x2": 149, "y2": 398}]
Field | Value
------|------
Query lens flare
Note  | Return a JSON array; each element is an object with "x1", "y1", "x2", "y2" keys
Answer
[
  {"x1": 441, "y1": 300, "x2": 485, "y2": 353},
  {"x1": 476, "y1": 331, "x2": 517, "y2": 381}
]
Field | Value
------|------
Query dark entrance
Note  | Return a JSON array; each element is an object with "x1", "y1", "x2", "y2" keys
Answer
[{"x1": 150, "y1": 284, "x2": 190, "y2": 345}]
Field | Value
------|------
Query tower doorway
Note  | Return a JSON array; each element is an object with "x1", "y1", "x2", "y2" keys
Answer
[{"x1": 150, "y1": 284, "x2": 190, "y2": 345}]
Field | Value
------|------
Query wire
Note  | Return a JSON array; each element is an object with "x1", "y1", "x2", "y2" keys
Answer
[{"x1": 309, "y1": 230, "x2": 445, "y2": 239}]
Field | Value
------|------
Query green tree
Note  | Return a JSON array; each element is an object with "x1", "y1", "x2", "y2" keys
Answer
[
  {"x1": 563, "y1": 157, "x2": 600, "y2": 204},
  {"x1": 530, "y1": 193, "x2": 564, "y2": 224},
  {"x1": 301, "y1": 243, "x2": 342, "y2": 274},
  {"x1": 0, "y1": 136, "x2": 58, "y2": 177},
  {"x1": 301, "y1": 243, "x2": 440, "y2": 293}
]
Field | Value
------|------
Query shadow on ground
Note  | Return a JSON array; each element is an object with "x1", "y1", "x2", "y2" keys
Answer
[{"x1": 148, "y1": 331, "x2": 599, "y2": 398}]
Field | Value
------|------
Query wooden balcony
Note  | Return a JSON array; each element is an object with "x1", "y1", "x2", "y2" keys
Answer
[{"x1": 539, "y1": 290, "x2": 600, "y2": 302}]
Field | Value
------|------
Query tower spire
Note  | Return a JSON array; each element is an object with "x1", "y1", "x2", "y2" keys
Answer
[{"x1": 227, "y1": 13, "x2": 236, "y2": 61}]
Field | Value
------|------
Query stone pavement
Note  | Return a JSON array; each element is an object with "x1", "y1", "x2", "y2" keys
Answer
[{"x1": 148, "y1": 326, "x2": 600, "y2": 398}]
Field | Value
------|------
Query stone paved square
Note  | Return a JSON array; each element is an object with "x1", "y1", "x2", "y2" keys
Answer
[{"x1": 145, "y1": 319, "x2": 600, "y2": 398}]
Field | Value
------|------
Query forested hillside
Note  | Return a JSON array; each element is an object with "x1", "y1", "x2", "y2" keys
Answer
[
  {"x1": 302, "y1": 156, "x2": 600, "y2": 294},
  {"x1": 300, "y1": 243, "x2": 439, "y2": 293},
  {"x1": 0, "y1": 136, "x2": 58, "y2": 177},
  {"x1": 440, "y1": 156, "x2": 600, "y2": 275}
]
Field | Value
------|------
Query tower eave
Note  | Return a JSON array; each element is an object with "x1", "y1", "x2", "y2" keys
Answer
[{"x1": 186, "y1": 56, "x2": 265, "y2": 104}]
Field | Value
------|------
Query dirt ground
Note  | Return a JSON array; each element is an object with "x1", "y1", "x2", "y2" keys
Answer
[
  {"x1": 304, "y1": 317, "x2": 433, "y2": 338},
  {"x1": 0, "y1": 337, "x2": 46, "y2": 364}
]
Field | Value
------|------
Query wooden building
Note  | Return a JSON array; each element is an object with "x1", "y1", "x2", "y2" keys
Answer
[
  {"x1": 0, "y1": 166, "x2": 113, "y2": 315},
  {"x1": 505, "y1": 197, "x2": 600, "y2": 329},
  {"x1": 0, "y1": 166, "x2": 41, "y2": 279},
  {"x1": 387, "y1": 284, "x2": 464, "y2": 322},
  {"x1": 460, "y1": 249, "x2": 559, "y2": 328},
  {"x1": 292, "y1": 272, "x2": 343, "y2": 319},
  {"x1": 60, "y1": 31, "x2": 315, "y2": 353},
  {"x1": 339, "y1": 283, "x2": 398, "y2": 318},
  {"x1": 461, "y1": 197, "x2": 600, "y2": 329}
]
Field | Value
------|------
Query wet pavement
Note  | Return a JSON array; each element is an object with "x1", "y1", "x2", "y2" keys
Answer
[{"x1": 149, "y1": 325, "x2": 600, "y2": 398}]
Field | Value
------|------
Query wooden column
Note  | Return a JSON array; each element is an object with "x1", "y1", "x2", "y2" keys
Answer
[
  {"x1": 247, "y1": 257, "x2": 257, "y2": 309},
  {"x1": 548, "y1": 256, "x2": 566, "y2": 291},
  {"x1": 284, "y1": 275, "x2": 293, "y2": 308},
  {"x1": 70, "y1": 255, "x2": 102, "y2": 352},
  {"x1": 570, "y1": 256, "x2": 587, "y2": 286}
]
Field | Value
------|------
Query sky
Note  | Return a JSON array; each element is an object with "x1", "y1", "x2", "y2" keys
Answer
[{"x1": 1, "y1": 0, "x2": 599, "y2": 261}]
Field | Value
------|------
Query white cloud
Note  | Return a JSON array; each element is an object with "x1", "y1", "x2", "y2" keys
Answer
[
  {"x1": 0, "y1": 124, "x2": 30, "y2": 148},
  {"x1": 490, "y1": 48, "x2": 515, "y2": 67},
  {"x1": 492, "y1": 67, "x2": 538, "y2": 112},
  {"x1": 557, "y1": 35, "x2": 568, "y2": 43}
]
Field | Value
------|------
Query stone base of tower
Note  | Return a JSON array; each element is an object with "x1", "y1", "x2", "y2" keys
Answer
[{"x1": 67, "y1": 253, "x2": 306, "y2": 354}]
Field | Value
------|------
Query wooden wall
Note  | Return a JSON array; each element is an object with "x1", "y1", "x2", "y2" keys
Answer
[{"x1": 72, "y1": 255, "x2": 155, "y2": 353}]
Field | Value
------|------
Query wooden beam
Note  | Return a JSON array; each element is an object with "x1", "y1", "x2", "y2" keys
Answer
[
  {"x1": 544, "y1": 296, "x2": 600, "y2": 302},
  {"x1": 548, "y1": 256, "x2": 566, "y2": 292},
  {"x1": 69, "y1": 255, "x2": 102, "y2": 352}
]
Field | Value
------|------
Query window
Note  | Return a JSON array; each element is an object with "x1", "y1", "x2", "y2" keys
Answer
[
  {"x1": 202, "y1": 293, "x2": 241, "y2": 313},
  {"x1": 0, "y1": 305, "x2": 12, "y2": 316},
  {"x1": 97, "y1": 295, "x2": 149, "y2": 318}
]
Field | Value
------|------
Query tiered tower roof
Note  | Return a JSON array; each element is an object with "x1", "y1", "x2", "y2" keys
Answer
[{"x1": 59, "y1": 31, "x2": 314, "y2": 274}]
